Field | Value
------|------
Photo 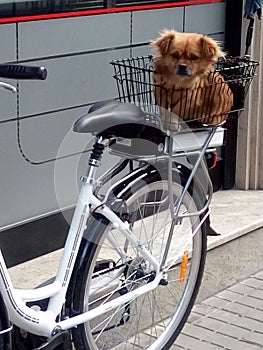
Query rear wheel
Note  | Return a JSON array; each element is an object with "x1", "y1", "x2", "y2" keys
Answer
[{"x1": 72, "y1": 174, "x2": 208, "y2": 349}]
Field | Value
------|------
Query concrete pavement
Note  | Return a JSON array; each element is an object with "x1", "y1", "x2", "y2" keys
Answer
[
  {"x1": 173, "y1": 269, "x2": 263, "y2": 349},
  {"x1": 173, "y1": 189, "x2": 263, "y2": 349},
  {"x1": 209, "y1": 189, "x2": 263, "y2": 250}
]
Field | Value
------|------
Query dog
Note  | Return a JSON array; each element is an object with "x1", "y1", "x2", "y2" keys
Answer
[{"x1": 150, "y1": 30, "x2": 233, "y2": 130}]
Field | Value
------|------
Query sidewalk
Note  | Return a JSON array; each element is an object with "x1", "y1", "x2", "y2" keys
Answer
[
  {"x1": 173, "y1": 189, "x2": 263, "y2": 349},
  {"x1": 174, "y1": 269, "x2": 263, "y2": 349},
  {"x1": 208, "y1": 189, "x2": 263, "y2": 250}
]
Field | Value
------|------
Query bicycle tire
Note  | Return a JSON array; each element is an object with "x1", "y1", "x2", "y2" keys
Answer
[
  {"x1": 0, "y1": 293, "x2": 11, "y2": 350},
  {"x1": 71, "y1": 171, "x2": 208, "y2": 350},
  {"x1": 0, "y1": 319, "x2": 4, "y2": 350},
  {"x1": 0, "y1": 317, "x2": 10, "y2": 350}
]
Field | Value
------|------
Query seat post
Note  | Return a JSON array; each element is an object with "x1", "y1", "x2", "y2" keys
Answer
[{"x1": 81, "y1": 136, "x2": 110, "y2": 185}]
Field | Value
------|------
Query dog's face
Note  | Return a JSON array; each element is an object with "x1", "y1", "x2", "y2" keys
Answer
[{"x1": 151, "y1": 30, "x2": 224, "y2": 81}]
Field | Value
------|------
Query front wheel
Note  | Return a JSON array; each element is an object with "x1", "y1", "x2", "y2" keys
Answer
[{"x1": 71, "y1": 173, "x2": 208, "y2": 350}]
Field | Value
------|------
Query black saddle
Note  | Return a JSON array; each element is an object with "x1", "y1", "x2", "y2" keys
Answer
[{"x1": 73, "y1": 101, "x2": 148, "y2": 139}]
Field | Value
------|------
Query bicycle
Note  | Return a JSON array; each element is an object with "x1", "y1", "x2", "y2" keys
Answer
[{"x1": 0, "y1": 56, "x2": 258, "y2": 350}]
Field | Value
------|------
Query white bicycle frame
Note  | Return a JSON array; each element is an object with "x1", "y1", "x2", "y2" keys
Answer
[{"x1": 0, "y1": 150, "x2": 164, "y2": 339}]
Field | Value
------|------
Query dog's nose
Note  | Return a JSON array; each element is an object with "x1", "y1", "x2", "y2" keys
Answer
[{"x1": 177, "y1": 64, "x2": 189, "y2": 76}]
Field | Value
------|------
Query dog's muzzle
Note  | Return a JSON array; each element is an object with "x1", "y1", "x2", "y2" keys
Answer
[{"x1": 175, "y1": 64, "x2": 192, "y2": 77}]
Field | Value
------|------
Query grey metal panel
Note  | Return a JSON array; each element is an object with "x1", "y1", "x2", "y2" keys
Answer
[
  {"x1": 211, "y1": 34, "x2": 225, "y2": 50},
  {"x1": 18, "y1": 48, "x2": 129, "y2": 116},
  {"x1": 0, "y1": 122, "x2": 59, "y2": 229},
  {"x1": 185, "y1": 3, "x2": 226, "y2": 34},
  {"x1": 132, "y1": 7, "x2": 184, "y2": 44},
  {"x1": 18, "y1": 13, "x2": 131, "y2": 60},
  {"x1": 0, "y1": 24, "x2": 17, "y2": 120},
  {"x1": 17, "y1": 108, "x2": 94, "y2": 213},
  {"x1": 211, "y1": 34, "x2": 225, "y2": 42},
  {"x1": 0, "y1": 24, "x2": 16, "y2": 62},
  {"x1": 0, "y1": 119, "x2": 120, "y2": 229},
  {"x1": 131, "y1": 45, "x2": 151, "y2": 58},
  {"x1": 17, "y1": 106, "x2": 89, "y2": 162}
]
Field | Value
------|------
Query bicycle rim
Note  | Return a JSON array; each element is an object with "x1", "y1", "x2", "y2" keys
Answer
[{"x1": 72, "y1": 179, "x2": 207, "y2": 350}]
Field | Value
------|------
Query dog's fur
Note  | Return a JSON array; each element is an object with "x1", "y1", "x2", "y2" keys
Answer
[{"x1": 150, "y1": 30, "x2": 233, "y2": 129}]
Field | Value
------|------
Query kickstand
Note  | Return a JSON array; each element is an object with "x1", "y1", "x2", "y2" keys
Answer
[
  {"x1": 207, "y1": 215, "x2": 221, "y2": 236},
  {"x1": 34, "y1": 331, "x2": 72, "y2": 350},
  {"x1": 208, "y1": 226, "x2": 221, "y2": 236}
]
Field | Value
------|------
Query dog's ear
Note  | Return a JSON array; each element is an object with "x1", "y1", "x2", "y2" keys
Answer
[
  {"x1": 200, "y1": 35, "x2": 224, "y2": 61},
  {"x1": 151, "y1": 30, "x2": 176, "y2": 56}
]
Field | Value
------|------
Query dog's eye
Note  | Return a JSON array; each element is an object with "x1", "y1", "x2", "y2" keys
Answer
[
  {"x1": 189, "y1": 54, "x2": 199, "y2": 61},
  {"x1": 172, "y1": 52, "x2": 180, "y2": 60}
]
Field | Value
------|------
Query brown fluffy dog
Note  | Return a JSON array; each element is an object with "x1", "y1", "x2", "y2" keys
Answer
[{"x1": 150, "y1": 30, "x2": 233, "y2": 130}]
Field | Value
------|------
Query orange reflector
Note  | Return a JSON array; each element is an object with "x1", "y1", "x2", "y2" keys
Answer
[{"x1": 179, "y1": 251, "x2": 189, "y2": 283}]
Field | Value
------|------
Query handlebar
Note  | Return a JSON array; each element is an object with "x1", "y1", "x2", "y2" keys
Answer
[{"x1": 0, "y1": 64, "x2": 47, "y2": 80}]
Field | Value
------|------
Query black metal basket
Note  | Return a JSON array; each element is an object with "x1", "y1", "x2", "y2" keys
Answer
[{"x1": 110, "y1": 55, "x2": 258, "y2": 131}]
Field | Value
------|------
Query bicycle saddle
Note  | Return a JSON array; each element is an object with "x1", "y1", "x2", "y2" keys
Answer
[{"x1": 73, "y1": 101, "x2": 147, "y2": 139}]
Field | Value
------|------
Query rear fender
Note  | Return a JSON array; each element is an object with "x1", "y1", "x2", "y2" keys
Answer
[{"x1": 106, "y1": 162, "x2": 211, "y2": 211}]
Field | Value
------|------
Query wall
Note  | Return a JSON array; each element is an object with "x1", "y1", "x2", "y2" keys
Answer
[{"x1": 236, "y1": 13, "x2": 263, "y2": 189}]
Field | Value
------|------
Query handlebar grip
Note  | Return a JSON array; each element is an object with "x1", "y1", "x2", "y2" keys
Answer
[{"x1": 0, "y1": 64, "x2": 47, "y2": 80}]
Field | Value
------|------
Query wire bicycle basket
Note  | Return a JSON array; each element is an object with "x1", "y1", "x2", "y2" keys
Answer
[{"x1": 110, "y1": 55, "x2": 259, "y2": 131}]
